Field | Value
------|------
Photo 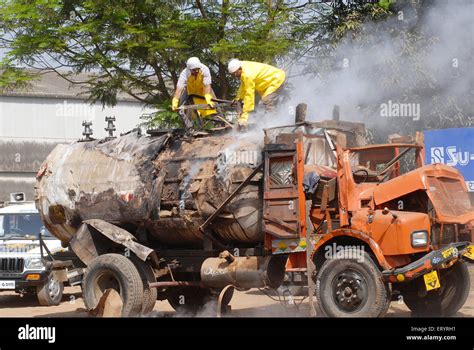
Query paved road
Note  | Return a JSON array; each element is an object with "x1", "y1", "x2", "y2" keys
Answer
[{"x1": 0, "y1": 266, "x2": 472, "y2": 317}]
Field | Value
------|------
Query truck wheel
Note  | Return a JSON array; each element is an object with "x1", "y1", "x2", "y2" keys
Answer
[
  {"x1": 37, "y1": 274, "x2": 64, "y2": 306},
  {"x1": 315, "y1": 250, "x2": 391, "y2": 317},
  {"x1": 401, "y1": 262, "x2": 470, "y2": 317},
  {"x1": 167, "y1": 287, "x2": 213, "y2": 315},
  {"x1": 83, "y1": 254, "x2": 143, "y2": 317},
  {"x1": 131, "y1": 257, "x2": 157, "y2": 316}
]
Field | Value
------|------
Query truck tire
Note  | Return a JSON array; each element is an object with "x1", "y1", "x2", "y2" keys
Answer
[
  {"x1": 315, "y1": 250, "x2": 391, "y2": 317},
  {"x1": 37, "y1": 273, "x2": 64, "y2": 306},
  {"x1": 83, "y1": 254, "x2": 143, "y2": 317},
  {"x1": 167, "y1": 287, "x2": 213, "y2": 315},
  {"x1": 130, "y1": 257, "x2": 157, "y2": 316},
  {"x1": 400, "y1": 262, "x2": 470, "y2": 317}
]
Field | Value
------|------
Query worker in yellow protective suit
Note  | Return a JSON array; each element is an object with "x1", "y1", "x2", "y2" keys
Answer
[
  {"x1": 228, "y1": 59, "x2": 286, "y2": 128},
  {"x1": 172, "y1": 57, "x2": 217, "y2": 129}
]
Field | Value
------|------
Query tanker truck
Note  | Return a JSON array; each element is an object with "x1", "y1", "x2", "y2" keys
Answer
[{"x1": 34, "y1": 110, "x2": 474, "y2": 317}]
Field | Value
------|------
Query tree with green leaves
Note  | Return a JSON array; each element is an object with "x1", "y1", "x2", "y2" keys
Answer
[{"x1": 0, "y1": 0, "x2": 325, "y2": 127}]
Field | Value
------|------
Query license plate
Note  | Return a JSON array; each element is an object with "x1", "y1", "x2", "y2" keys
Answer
[
  {"x1": 424, "y1": 270, "x2": 441, "y2": 291},
  {"x1": 441, "y1": 246, "x2": 457, "y2": 259},
  {"x1": 463, "y1": 245, "x2": 474, "y2": 260},
  {"x1": 0, "y1": 280, "x2": 15, "y2": 289}
]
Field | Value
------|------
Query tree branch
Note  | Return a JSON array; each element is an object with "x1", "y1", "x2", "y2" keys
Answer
[{"x1": 196, "y1": 0, "x2": 207, "y2": 18}]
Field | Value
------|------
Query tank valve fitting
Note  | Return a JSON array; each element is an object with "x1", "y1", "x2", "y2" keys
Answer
[{"x1": 219, "y1": 250, "x2": 236, "y2": 263}]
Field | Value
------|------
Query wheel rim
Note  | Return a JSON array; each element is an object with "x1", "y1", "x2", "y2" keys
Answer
[
  {"x1": 331, "y1": 269, "x2": 368, "y2": 312},
  {"x1": 93, "y1": 270, "x2": 121, "y2": 301},
  {"x1": 48, "y1": 277, "x2": 61, "y2": 300}
]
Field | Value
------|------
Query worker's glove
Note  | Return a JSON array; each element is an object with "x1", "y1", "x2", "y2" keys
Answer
[
  {"x1": 204, "y1": 93, "x2": 215, "y2": 108},
  {"x1": 238, "y1": 112, "x2": 248, "y2": 123},
  {"x1": 171, "y1": 97, "x2": 179, "y2": 111},
  {"x1": 237, "y1": 115, "x2": 248, "y2": 131}
]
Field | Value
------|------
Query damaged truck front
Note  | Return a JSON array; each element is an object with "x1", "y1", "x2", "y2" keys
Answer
[
  {"x1": 307, "y1": 138, "x2": 474, "y2": 317},
  {"x1": 35, "y1": 115, "x2": 474, "y2": 317}
]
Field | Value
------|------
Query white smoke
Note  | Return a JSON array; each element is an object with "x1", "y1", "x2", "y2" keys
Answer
[{"x1": 240, "y1": 0, "x2": 473, "y2": 140}]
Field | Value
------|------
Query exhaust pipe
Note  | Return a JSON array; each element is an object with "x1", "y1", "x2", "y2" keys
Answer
[{"x1": 200, "y1": 251, "x2": 287, "y2": 289}]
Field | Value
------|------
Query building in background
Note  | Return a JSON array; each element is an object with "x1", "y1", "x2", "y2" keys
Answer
[{"x1": 0, "y1": 70, "x2": 156, "y2": 202}]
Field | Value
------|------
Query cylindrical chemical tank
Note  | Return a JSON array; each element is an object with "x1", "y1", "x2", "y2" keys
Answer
[{"x1": 35, "y1": 130, "x2": 263, "y2": 247}]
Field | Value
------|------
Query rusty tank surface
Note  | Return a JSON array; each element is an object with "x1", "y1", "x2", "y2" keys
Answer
[
  {"x1": 35, "y1": 119, "x2": 366, "y2": 251},
  {"x1": 35, "y1": 129, "x2": 264, "y2": 248}
]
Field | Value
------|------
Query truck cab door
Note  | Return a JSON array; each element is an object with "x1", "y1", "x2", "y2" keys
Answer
[{"x1": 262, "y1": 141, "x2": 307, "y2": 255}]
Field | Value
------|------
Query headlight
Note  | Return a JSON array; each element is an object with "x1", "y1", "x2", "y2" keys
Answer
[
  {"x1": 25, "y1": 257, "x2": 45, "y2": 270},
  {"x1": 411, "y1": 230, "x2": 428, "y2": 247}
]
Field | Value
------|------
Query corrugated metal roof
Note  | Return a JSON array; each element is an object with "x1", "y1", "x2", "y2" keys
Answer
[{"x1": 0, "y1": 69, "x2": 144, "y2": 102}]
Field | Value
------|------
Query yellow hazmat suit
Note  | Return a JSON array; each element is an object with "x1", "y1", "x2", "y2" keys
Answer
[
  {"x1": 236, "y1": 61, "x2": 286, "y2": 122},
  {"x1": 186, "y1": 70, "x2": 216, "y2": 118}
]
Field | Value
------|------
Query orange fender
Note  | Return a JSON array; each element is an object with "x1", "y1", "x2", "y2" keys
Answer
[{"x1": 311, "y1": 228, "x2": 391, "y2": 270}]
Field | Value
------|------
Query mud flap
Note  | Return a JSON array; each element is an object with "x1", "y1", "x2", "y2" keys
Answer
[{"x1": 70, "y1": 219, "x2": 155, "y2": 265}]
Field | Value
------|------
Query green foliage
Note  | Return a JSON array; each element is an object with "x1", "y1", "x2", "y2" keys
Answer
[
  {"x1": 0, "y1": 65, "x2": 37, "y2": 91},
  {"x1": 140, "y1": 100, "x2": 183, "y2": 130},
  {"x1": 0, "y1": 0, "x2": 320, "y2": 128},
  {"x1": 2, "y1": 0, "x2": 467, "y2": 136}
]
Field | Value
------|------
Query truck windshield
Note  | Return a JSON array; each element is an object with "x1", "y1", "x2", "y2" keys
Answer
[
  {"x1": 0, "y1": 214, "x2": 52, "y2": 239},
  {"x1": 349, "y1": 146, "x2": 419, "y2": 183}
]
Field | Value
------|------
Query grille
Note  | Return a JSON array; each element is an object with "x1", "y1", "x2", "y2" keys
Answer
[
  {"x1": 0, "y1": 258, "x2": 25, "y2": 272},
  {"x1": 270, "y1": 161, "x2": 293, "y2": 185},
  {"x1": 431, "y1": 223, "x2": 470, "y2": 247}
]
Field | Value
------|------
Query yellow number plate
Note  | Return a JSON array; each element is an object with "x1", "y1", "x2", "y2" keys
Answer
[
  {"x1": 463, "y1": 245, "x2": 474, "y2": 261},
  {"x1": 441, "y1": 247, "x2": 457, "y2": 259},
  {"x1": 423, "y1": 270, "x2": 441, "y2": 291}
]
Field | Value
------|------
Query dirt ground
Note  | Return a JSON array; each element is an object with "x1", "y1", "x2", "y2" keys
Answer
[{"x1": 0, "y1": 266, "x2": 473, "y2": 318}]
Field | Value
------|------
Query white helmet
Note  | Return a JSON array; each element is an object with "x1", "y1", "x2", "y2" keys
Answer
[
  {"x1": 186, "y1": 57, "x2": 201, "y2": 70},
  {"x1": 228, "y1": 59, "x2": 242, "y2": 73}
]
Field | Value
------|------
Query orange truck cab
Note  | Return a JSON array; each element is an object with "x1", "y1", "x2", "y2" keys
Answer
[{"x1": 263, "y1": 122, "x2": 473, "y2": 317}]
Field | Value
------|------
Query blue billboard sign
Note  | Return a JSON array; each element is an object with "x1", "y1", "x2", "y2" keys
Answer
[{"x1": 424, "y1": 127, "x2": 474, "y2": 192}]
